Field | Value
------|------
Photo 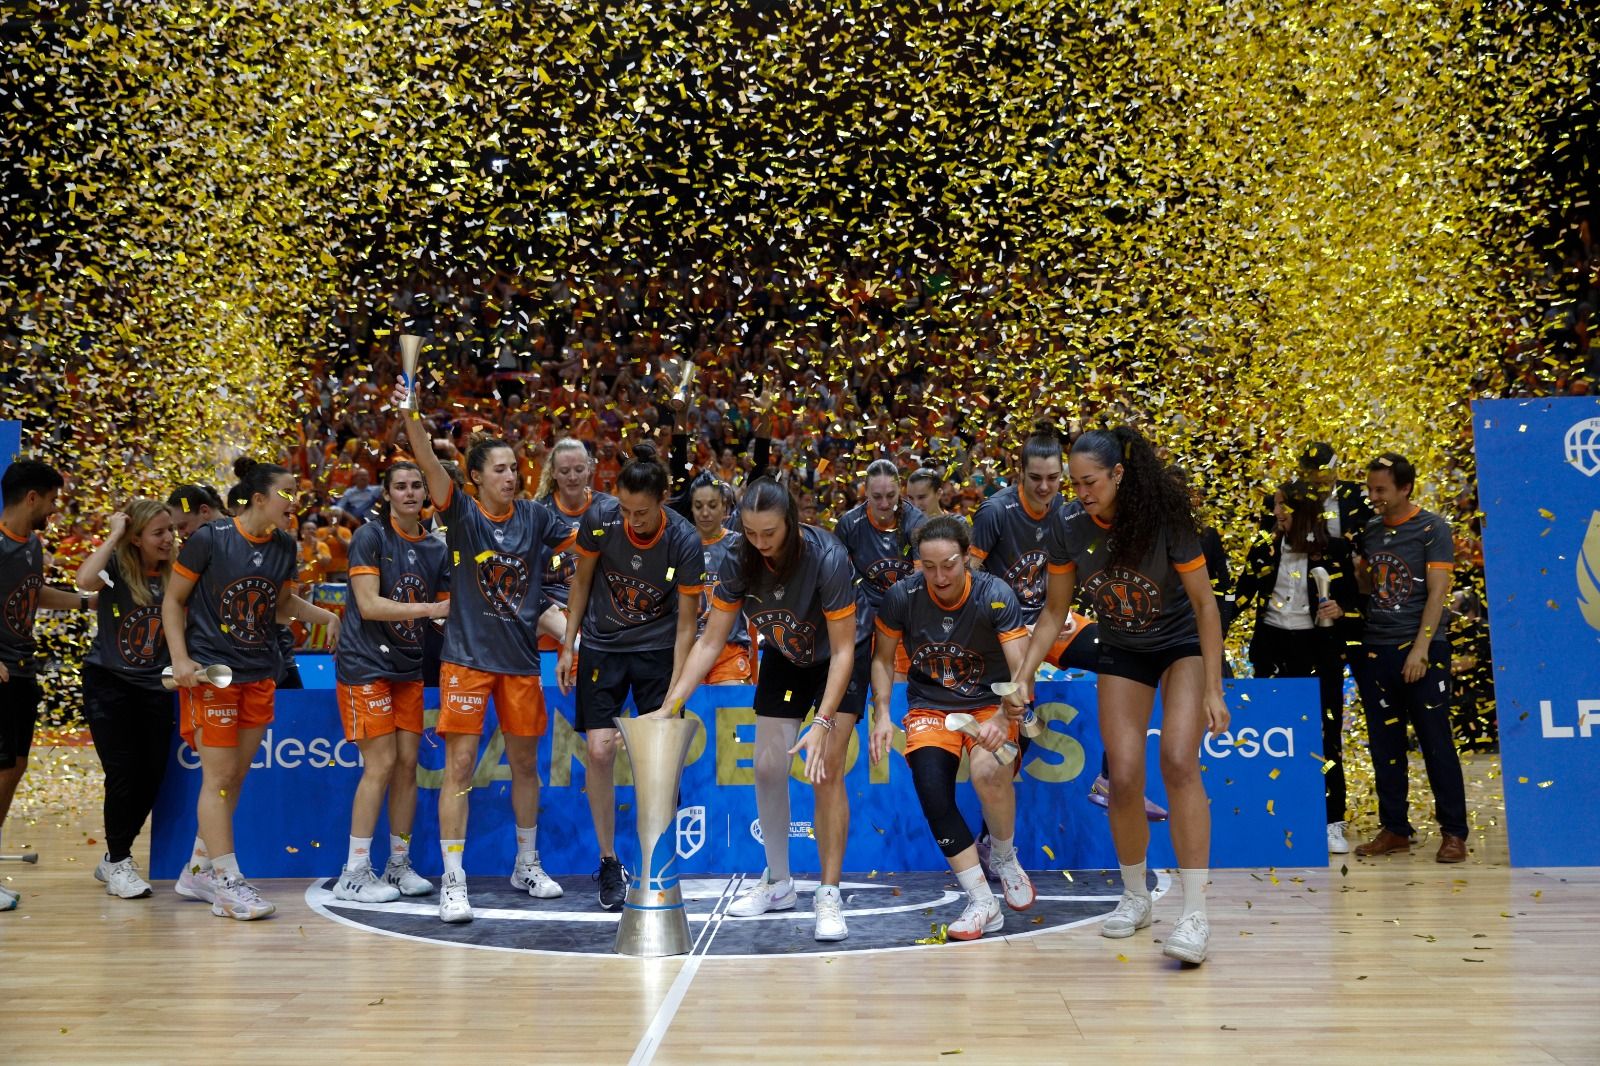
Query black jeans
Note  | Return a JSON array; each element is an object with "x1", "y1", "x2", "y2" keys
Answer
[
  {"x1": 83, "y1": 664, "x2": 176, "y2": 863},
  {"x1": 1250, "y1": 623, "x2": 1347, "y2": 823},
  {"x1": 1351, "y1": 639, "x2": 1468, "y2": 839}
]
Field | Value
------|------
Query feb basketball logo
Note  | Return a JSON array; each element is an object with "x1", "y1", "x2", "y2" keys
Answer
[
  {"x1": 1563, "y1": 416, "x2": 1600, "y2": 477},
  {"x1": 219, "y1": 576, "x2": 278, "y2": 646}
]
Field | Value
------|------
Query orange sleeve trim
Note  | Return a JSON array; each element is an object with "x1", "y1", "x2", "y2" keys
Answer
[
  {"x1": 437, "y1": 482, "x2": 454, "y2": 510},
  {"x1": 553, "y1": 529, "x2": 578, "y2": 555},
  {"x1": 824, "y1": 605, "x2": 857, "y2": 621},
  {"x1": 1174, "y1": 555, "x2": 1207, "y2": 574},
  {"x1": 677, "y1": 584, "x2": 704, "y2": 596},
  {"x1": 173, "y1": 562, "x2": 200, "y2": 582},
  {"x1": 348, "y1": 566, "x2": 380, "y2": 578},
  {"x1": 874, "y1": 617, "x2": 902, "y2": 640},
  {"x1": 1426, "y1": 562, "x2": 1454, "y2": 571},
  {"x1": 711, "y1": 595, "x2": 743, "y2": 613},
  {"x1": 1047, "y1": 561, "x2": 1076, "y2": 575},
  {"x1": 967, "y1": 546, "x2": 989, "y2": 561},
  {"x1": 998, "y1": 627, "x2": 1030, "y2": 644}
]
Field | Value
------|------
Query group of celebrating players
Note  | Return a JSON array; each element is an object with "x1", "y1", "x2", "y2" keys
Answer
[{"x1": 0, "y1": 375, "x2": 1467, "y2": 970}]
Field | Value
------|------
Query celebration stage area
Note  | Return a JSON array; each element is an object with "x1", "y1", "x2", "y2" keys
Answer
[{"x1": 3, "y1": 748, "x2": 1595, "y2": 1065}]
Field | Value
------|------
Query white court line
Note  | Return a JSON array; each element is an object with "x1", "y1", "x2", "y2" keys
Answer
[{"x1": 628, "y1": 874, "x2": 743, "y2": 1066}]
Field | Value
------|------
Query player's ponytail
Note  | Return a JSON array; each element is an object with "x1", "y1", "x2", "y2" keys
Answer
[{"x1": 617, "y1": 442, "x2": 670, "y2": 501}]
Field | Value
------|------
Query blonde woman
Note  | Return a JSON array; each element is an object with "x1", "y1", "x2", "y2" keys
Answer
[{"x1": 75, "y1": 500, "x2": 178, "y2": 900}]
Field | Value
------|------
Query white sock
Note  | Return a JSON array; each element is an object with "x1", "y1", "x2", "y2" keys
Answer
[
  {"x1": 389, "y1": 833, "x2": 411, "y2": 865},
  {"x1": 212, "y1": 852, "x2": 242, "y2": 880},
  {"x1": 956, "y1": 864, "x2": 995, "y2": 904},
  {"x1": 346, "y1": 836, "x2": 372, "y2": 871},
  {"x1": 989, "y1": 835, "x2": 1017, "y2": 864},
  {"x1": 1180, "y1": 868, "x2": 1209, "y2": 918},
  {"x1": 190, "y1": 836, "x2": 212, "y2": 871},
  {"x1": 1120, "y1": 860, "x2": 1150, "y2": 899},
  {"x1": 515, "y1": 825, "x2": 538, "y2": 861},
  {"x1": 441, "y1": 839, "x2": 466, "y2": 878},
  {"x1": 816, "y1": 883, "x2": 840, "y2": 899}
]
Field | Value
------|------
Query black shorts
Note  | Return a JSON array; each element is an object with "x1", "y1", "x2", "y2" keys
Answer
[
  {"x1": 841, "y1": 633, "x2": 874, "y2": 718},
  {"x1": 755, "y1": 646, "x2": 866, "y2": 721},
  {"x1": 1054, "y1": 622, "x2": 1102, "y2": 672},
  {"x1": 574, "y1": 644, "x2": 674, "y2": 733},
  {"x1": 0, "y1": 675, "x2": 44, "y2": 771},
  {"x1": 1096, "y1": 641, "x2": 1202, "y2": 689}
]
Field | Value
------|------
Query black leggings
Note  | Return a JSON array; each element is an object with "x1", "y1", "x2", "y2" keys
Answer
[
  {"x1": 83, "y1": 664, "x2": 176, "y2": 863},
  {"x1": 1249, "y1": 623, "x2": 1347, "y2": 823},
  {"x1": 908, "y1": 747, "x2": 973, "y2": 858}
]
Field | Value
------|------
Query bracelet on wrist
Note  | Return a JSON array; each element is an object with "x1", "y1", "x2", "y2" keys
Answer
[{"x1": 812, "y1": 714, "x2": 835, "y2": 731}]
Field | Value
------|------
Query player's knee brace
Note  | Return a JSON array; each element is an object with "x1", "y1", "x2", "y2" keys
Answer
[{"x1": 908, "y1": 748, "x2": 973, "y2": 858}]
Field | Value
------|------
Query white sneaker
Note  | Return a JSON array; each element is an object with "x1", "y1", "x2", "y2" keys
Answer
[
  {"x1": 1163, "y1": 911, "x2": 1210, "y2": 964},
  {"x1": 812, "y1": 886, "x2": 848, "y2": 942},
  {"x1": 1101, "y1": 891, "x2": 1154, "y2": 938},
  {"x1": 947, "y1": 894, "x2": 1005, "y2": 941},
  {"x1": 0, "y1": 884, "x2": 19, "y2": 911},
  {"x1": 727, "y1": 877, "x2": 797, "y2": 917},
  {"x1": 991, "y1": 852, "x2": 1036, "y2": 911},
  {"x1": 334, "y1": 863, "x2": 401, "y2": 903},
  {"x1": 175, "y1": 864, "x2": 219, "y2": 903},
  {"x1": 96, "y1": 855, "x2": 153, "y2": 899},
  {"x1": 383, "y1": 858, "x2": 434, "y2": 897},
  {"x1": 439, "y1": 870, "x2": 473, "y2": 923},
  {"x1": 510, "y1": 852, "x2": 564, "y2": 899},
  {"x1": 210, "y1": 875, "x2": 276, "y2": 921},
  {"x1": 1327, "y1": 821, "x2": 1351, "y2": 855}
]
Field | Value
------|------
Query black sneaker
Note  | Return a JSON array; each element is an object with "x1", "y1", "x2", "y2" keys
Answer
[{"x1": 595, "y1": 856, "x2": 628, "y2": 911}]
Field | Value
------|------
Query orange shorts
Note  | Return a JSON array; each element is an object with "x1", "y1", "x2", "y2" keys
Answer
[
  {"x1": 903, "y1": 704, "x2": 1018, "y2": 759},
  {"x1": 437, "y1": 663, "x2": 547, "y2": 737},
  {"x1": 707, "y1": 643, "x2": 755, "y2": 684},
  {"x1": 179, "y1": 679, "x2": 276, "y2": 749},
  {"x1": 894, "y1": 640, "x2": 911, "y2": 677},
  {"x1": 537, "y1": 634, "x2": 562, "y2": 653},
  {"x1": 337, "y1": 679, "x2": 425, "y2": 742}
]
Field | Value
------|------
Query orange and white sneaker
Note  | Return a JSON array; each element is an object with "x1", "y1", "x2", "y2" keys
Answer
[
  {"x1": 991, "y1": 852, "x2": 1035, "y2": 911},
  {"x1": 211, "y1": 876, "x2": 276, "y2": 921},
  {"x1": 947, "y1": 895, "x2": 1004, "y2": 941}
]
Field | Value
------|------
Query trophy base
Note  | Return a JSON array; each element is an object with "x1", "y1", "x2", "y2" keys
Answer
[{"x1": 614, "y1": 890, "x2": 693, "y2": 957}]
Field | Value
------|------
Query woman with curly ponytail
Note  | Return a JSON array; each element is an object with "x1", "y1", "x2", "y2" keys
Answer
[{"x1": 1015, "y1": 425, "x2": 1228, "y2": 966}]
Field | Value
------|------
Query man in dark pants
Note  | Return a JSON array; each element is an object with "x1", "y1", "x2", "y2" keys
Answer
[{"x1": 1350, "y1": 453, "x2": 1469, "y2": 863}]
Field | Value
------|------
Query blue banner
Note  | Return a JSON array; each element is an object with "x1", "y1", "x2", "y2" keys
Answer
[
  {"x1": 0, "y1": 420, "x2": 21, "y2": 471},
  {"x1": 151, "y1": 675, "x2": 1325, "y2": 877},
  {"x1": 1472, "y1": 397, "x2": 1600, "y2": 867}
]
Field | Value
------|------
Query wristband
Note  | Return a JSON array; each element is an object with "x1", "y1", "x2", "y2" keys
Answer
[
  {"x1": 812, "y1": 714, "x2": 835, "y2": 732},
  {"x1": 79, "y1": 594, "x2": 89, "y2": 611}
]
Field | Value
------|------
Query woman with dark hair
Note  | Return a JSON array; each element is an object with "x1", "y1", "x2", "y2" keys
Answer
[
  {"x1": 904, "y1": 467, "x2": 947, "y2": 519},
  {"x1": 163, "y1": 459, "x2": 342, "y2": 921},
  {"x1": 1231, "y1": 479, "x2": 1356, "y2": 854},
  {"x1": 834, "y1": 457, "x2": 926, "y2": 692},
  {"x1": 1019, "y1": 426, "x2": 1228, "y2": 965},
  {"x1": 654, "y1": 477, "x2": 860, "y2": 940},
  {"x1": 869, "y1": 516, "x2": 1034, "y2": 940},
  {"x1": 331, "y1": 461, "x2": 452, "y2": 903},
  {"x1": 398, "y1": 392, "x2": 578, "y2": 924},
  {"x1": 686, "y1": 472, "x2": 755, "y2": 686},
  {"x1": 75, "y1": 499, "x2": 176, "y2": 900},
  {"x1": 556, "y1": 443, "x2": 705, "y2": 911}
]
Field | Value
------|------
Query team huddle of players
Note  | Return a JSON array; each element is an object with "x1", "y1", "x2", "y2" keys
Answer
[{"x1": 0, "y1": 398, "x2": 1462, "y2": 969}]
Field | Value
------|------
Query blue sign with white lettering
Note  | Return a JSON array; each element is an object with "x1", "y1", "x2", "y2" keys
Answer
[
  {"x1": 151, "y1": 676, "x2": 1325, "y2": 878},
  {"x1": 1472, "y1": 397, "x2": 1600, "y2": 867}
]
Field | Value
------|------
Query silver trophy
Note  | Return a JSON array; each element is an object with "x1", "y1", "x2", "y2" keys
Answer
[
  {"x1": 991, "y1": 680, "x2": 1042, "y2": 739},
  {"x1": 945, "y1": 711, "x2": 1020, "y2": 765},
  {"x1": 398, "y1": 334, "x2": 424, "y2": 412},
  {"x1": 613, "y1": 714, "x2": 701, "y2": 957},
  {"x1": 161, "y1": 664, "x2": 235, "y2": 691}
]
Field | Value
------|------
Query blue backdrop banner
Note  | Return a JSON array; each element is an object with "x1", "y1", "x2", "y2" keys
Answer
[
  {"x1": 151, "y1": 676, "x2": 1325, "y2": 878},
  {"x1": 0, "y1": 421, "x2": 21, "y2": 471},
  {"x1": 1472, "y1": 396, "x2": 1600, "y2": 867}
]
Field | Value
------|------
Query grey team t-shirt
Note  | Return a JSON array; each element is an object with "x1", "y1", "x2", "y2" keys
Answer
[
  {"x1": 173, "y1": 518, "x2": 297, "y2": 684},
  {"x1": 337, "y1": 518, "x2": 451, "y2": 684},
  {"x1": 85, "y1": 553, "x2": 170, "y2": 691},
  {"x1": 439, "y1": 487, "x2": 575, "y2": 676},
  {"x1": 833, "y1": 499, "x2": 926, "y2": 635},
  {"x1": 876, "y1": 569, "x2": 1027, "y2": 711},
  {"x1": 536, "y1": 491, "x2": 609, "y2": 609},
  {"x1": 0, "y1": 524, "x2": 46, "y2": 680},
  {"x1": 1360, "y1": 506, "x2": 1454, "y2": 646},
  {"x1": 970, "y1": 485, "x2": 1065, "y2": 625},
  {"x1": 712, "y1": 524, "x2": 858, "y2": 667},
  {"x1": 700, "y1": 529, "x2": 751, "y2": 647},
  {"x1": 574, "y1": 497, "x2": 704, "y2": 653},
  {"x1": 1046, "y1": 510, "x2": 1207, "y2": 653}
]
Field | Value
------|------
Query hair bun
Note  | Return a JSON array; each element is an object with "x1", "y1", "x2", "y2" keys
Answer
[
  {"x1": 232, "y1": 457, "x2": 259, "y2": 479},
  {"x1": 631, "y1": 442, "x2": 660, "y2": 464},
  {"x1": 1028, "y1": 419, "x2": 1059, "y2": 440}
]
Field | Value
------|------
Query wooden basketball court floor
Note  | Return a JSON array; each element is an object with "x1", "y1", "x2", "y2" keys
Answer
[{"x1": 2, "y1": 748, "x2": 1595, "y2": 1066}]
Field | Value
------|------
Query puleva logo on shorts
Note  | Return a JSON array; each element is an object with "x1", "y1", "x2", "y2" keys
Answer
[
  {"x1": 606, "y1": 572, "x2": 665, "y2": 623},
  {"x1": 750, "y1": 608, "x2": 816, "y2": 663},
  {"x1": 1083, "y1": 567, "x2": 1160, "y2": 631},
  {"x1": 477, "y1": 552, "x2": 530, "y2": 618},
  {"x1": 385, "y1": 573, "x2": 430, "y2": 644},
  {"x1": 116, "y1": 605, "x2": 164, "y2": 667},
  {"x1": 911, "y1": 641, "x2": 985, "y2": 696},
  {"x1": 219, "y1": 576, "x2": 278, "y2": 646},
  {"x1": 2, "y1": 573, "x2": 42, "y2": 636},
  {"x1": 864, "y1": 556, "x2": 914, "y2": 592},
  {"x1": 1003, "y1": 550, "x2": 1047, "y2": 609},
  {"x1": 1563, "y1": 416, "x2": 1600, "y2": 477},
  {"x1": 1367, "y1": 551, "x2": 1414, "y2": 611}
]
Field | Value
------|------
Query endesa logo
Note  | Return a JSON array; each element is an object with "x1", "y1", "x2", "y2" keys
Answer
[
  {"x1": 1149, "y1": 725, "x2": 1295, "y2": 759},
  {"x1": 177, "y1": 728, "x2": 364, "y2": 770}
]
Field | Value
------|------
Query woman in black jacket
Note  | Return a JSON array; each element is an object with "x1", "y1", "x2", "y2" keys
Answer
[{"x1": 1231, "y1": 479, "x2": 1358, "y2": 854}]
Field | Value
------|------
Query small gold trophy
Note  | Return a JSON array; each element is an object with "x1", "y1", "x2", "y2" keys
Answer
[{"x1": 399, "y1": 334, "x2": 423, "y2": 412}]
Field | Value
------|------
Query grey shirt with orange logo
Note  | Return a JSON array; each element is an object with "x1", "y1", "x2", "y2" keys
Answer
[
  {"x1": 0, "y1": 524, "x2": 46, "y2": 680},
  {"x1": 173, "y1": 518, "x2": 297, "y2": 684},
  {"x1": 574, "y1": 496, "x2": 704, "y2": 653},
  {"x1": 970, "y1": 485, "x2": 1065, "y2": 626},
  {"x1": 876, "y1": 570, "x2": 1027, "y2": 711},
  {"x1": 337, "y1": 518, "x2": 451, "y2": 684},
  {"x1": 439, "y1": 486, "x2": 576, "y2": 676},
  {"x1": 1045, "y1": 510, "x2": 1207, "y2": 653},
  {"x1": 712, "y1": 524, "x2": 858, "y2": 667},
  {"x1": 833, "y1": 500, "x2": 926, "y2": 636},
  {"x1": 85, "y1": 553, "x2": 170, "y2": 691},
  {"x1": 1360, "y1": 507, "x2": 1454, "y2": 646}
]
